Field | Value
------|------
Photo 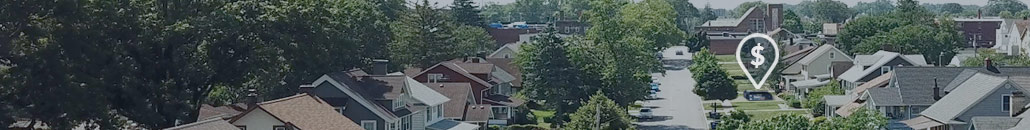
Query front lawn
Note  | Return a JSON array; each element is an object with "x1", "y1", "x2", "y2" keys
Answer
[
  {"x1": 731, "y1": 101, "x2": 783, "y2": 110},
  {"x1": 716, "y1": 55, "x2": 737, "y2": 62},
  {"x1": 531, "y1": 110, "x2": 555, "y2": 128}
]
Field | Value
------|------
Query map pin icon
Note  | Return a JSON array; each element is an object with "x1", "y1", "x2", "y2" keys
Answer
[{"x1": 735, "y1": 34, "x2": 780, "y2": 90}]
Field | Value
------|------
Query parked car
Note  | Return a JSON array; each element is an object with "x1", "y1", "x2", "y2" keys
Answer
[
  {"x1": 639, "y1": 108, "x2": 653, "y2": 119},
  {"x1": 647, "y1": 90, "x2": 658, "y2": 99},
  {"x1": 650, "y1": 83, "x2": 660, "y2": 92}
]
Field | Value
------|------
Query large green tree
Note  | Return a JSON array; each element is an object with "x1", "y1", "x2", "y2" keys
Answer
[
  {"x1": 808, "y1": 0, "x2": 853, "y2": 23},
  {"x1": 565, "y1": 91, "x2": 636, "y2": 130},
  {"x1": 390, "y1": 0, "x2": 489, "y2": 68},
  {"x1": 812, "y1": 108, "x2": 889, "y2": 130},
  {"x1": 782, "y1": 10, "x2": 804, "y2": 32},
  {"x1": 984, "y1": 0, "x2": 1028, "y2": 16},
  {"x1": 734, "y1": 1, "x2": 766, "y2": 17},
  {"x1": 738, "y1": 114, "x2": 810, "y2": 130},
  {"x1": 620, "y1": 0, "x2": 685, "y2": 51},
  {"x1": 689, "y1": 48, "x2": 736, "y2": 102},
  {"x1": 852, "y1": 0, "x2": 894, "y2": 16},
  {"x1": 452, "y1": 0, "x2": 484, "y2": 27},
  {"x1": 805, "y1": 80, "x2": 843, "y2": 117},
  {"x1": 515, "y1": 28, "x2": 589, "y2": 126}
]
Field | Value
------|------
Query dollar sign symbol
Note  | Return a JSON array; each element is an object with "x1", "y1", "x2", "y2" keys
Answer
[{"x1": 750, "y1": 44, "x2": 765, "y2": 66}]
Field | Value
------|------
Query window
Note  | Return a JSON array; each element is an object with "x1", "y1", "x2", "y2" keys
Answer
[
  {"x1": 273, "y1": 125, "x2": 287, "y2": 130},
  {"x1": 428, "y1": 73, "x2": 445, "y2": 82},
  {"x1": 1004, "y1": 95, "x2": 1012, "y2": 112},
  {"x1": 437, "y1": 105, "x2": 443, "y2": 118},
  {"x1": 880, "y1": 66, "x2": 892, "y2": 75},
  {"x1": 236, "y1": 126, "x2": 246, "y2": 130},
  {"x1": 402, "y1": 116, "x2": 412, "y2": 130},
  {"x1": 426, "y1": 108, "x2": 433, "y2": 122},
  {"x1": 393, "y1": 98, "x2": 405, "y2": 110},
  {"x1": 361, "y1": 120, "x2": 377, "y2": 130},
  {"x1": 830, "y1": 52, "x2": 835, "y2": 59},
  {"x1": 334, "y1": 106, "x2": 345, "y2": 114},
  {"x1": 492, "y1": 107, "x2": 511, "y2": 119},
  {"x1": 389, "y1": 122, "x2": 399, "y2": 130},
  {"x1": 750, "y1": 19, "x2": 766, "y2": 32}
]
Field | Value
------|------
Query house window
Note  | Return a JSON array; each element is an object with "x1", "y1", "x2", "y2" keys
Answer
[
  {"x1": 492, "y1": 107, "x2": 511, "y2": 119},
  {"x1": 393, "y1": 98, "x2": 406, "y2": 110},
  {"x1": 830, "y1": 52, "x2": 835, "y2": 59},
  {"x1": 334, "y1": 106, "x2": 345, "y2": 114},
  {"x1": 1004, "y1": 95, "x2": 1012, "y2": 112},
  {"x1": 361, "y1": 120, "x2": 377, "y2": 130},
  {"x1": 880, "y1": 66, "x2": 892, "y2": 75},
  {"x1": 236, "y1": 126, "x2": 246, "y2": 130},
  {"x1": 426, "y1": 108, "x2": 434, "y2": 122},
  {"x1": 403, "y1": 116, "x2": 412, "y2": 129},
  {"x1": 273, "y1": 125, "x2": 287, "y2": 130},
  {"x1": 389, "y1": 121, "x2": 399, "y2": 130},
  {"x1": 429, "y1": 73, "x2": 445, "y2": 82},
  {"x1": 437, "y1": 105, "x2": 443, "y2": 118}
]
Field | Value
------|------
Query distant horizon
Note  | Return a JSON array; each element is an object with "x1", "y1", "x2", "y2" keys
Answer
[{"x1": 418, "y1": 0, "x2": 1030, "y2": 9}]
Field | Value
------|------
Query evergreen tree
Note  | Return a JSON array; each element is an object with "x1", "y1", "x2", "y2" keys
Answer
[
  {"x1": 451, "y1": 0, "x2": 485, "y2": 27},
  {"x1": 515, "y1": 28, "x2": 589, "y2": 125},
  {"x1": 390, "y1": 0, "x2": 462, "y2": 68}
]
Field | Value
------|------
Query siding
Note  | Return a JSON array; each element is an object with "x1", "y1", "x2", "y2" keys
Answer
[
  {"x1": 954, "y1": 83, "x2": 1020, "y2": 130},
  {"x1": 312, "y1": 82, "x2": 389, "y2": 130},
  {"x1": 413, "y1": 111, "x2": 426, "y2": 130},
  {"x1": 804, "y1": 49, "x2": 851, "y2": 77}
]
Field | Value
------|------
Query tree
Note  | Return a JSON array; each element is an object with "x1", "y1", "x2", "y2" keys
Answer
[
  {"x1": 782, "y1": 10, "x2": 804, "y2": 32},
  {"x1": 687, "y1": 31, "x2": 710, "y2": 52},
  {"x1": 390, "y1": 0, "x2": 461, "y2": 68},
  {"x1": 565, "y1": 91, "x2": 636, "y2": 130},
  {"x1": 962, "y1": 49, "x2": 1030, "y2": 66},
  {"x1": 852, "y1": 0, "x2": 894, "y2": 16},
  {"x1": 984, "y1": 0, "x2": 1028, "y2": 16},
  {"x1": 515, "y1": 28, "x2": 589, "y2": 126},
  {"x1": 584, "y1": 0, "x2": 653, "y2": 107},
  {"x1": 940, "y1": 3, "x2": 965, "y2": 14},
  {"x1": 689, "y1": 49, "x2": 736, "y2": 102},
  {"x1": 452, "y1": 0, "x2": 485, "y2": 27},
  {"x1": 452, "y1": 25, "x2": 495, "y2": 57},
  {"x1": 738, "y1": 114, "x2": 810, "y2": 130},
  {"x1": 854, "y1": 23, "x2": 963, "y2": 65},
  {"x1": 812, "y1": 108, "x2": 888, "y2": 130},
  {"x1": 805, "y1": 80, "x2": 843, "y2": 117},
  {"x1": 808, "y1": 0, "x2": 853, "y2": 23},
  {"x1": 666, "y1": 0, "x2": 700, "y2": 32},
  {"x1": 734, "y1": 1, "x2": 766, "y2": 17},
  {"x1": 620, "y1": 0, "x2": 685, "y2": 51},
  {"x1": 1001, "y1": 11, "x2": 1016, "y2": 18},
  {"x1": 700, "y1": 4, "x2": 717, "y2": 22},
  {"x1": 716, "y1": 110, "x2": 750, "y2": 130}
]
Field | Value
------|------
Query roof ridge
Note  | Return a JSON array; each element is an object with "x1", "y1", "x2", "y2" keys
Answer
[
  {"x1": 166, "y1": 117, "x2": 227, "y2": 129},
  {"x1": 259, "y1": 93, "x2": 311, "y2": 105}
]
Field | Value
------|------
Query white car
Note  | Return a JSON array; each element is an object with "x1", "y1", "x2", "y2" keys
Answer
[{"x1": 639, "y1": 108, "x2": 654, "y2": 119}]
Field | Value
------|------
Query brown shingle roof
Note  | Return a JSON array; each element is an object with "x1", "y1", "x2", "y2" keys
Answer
[
  {"x1": 485, "y1": 58, "x2": 522, "y2": 87},
  {"x1": 452, "y1": 62, "x2": 495, "y2": 74},
  {"x1": 164, "y1": 118, "x2": 239, "y2": 130},
  {"x1": 464, "y1": 104, "x2": 492, "y2": 122},
  {"x1": 424, "y1": 83, "x2": 473, "y2": 119},
  {"x1": 484, "y1": 95, "x2": 526, "y2": 107},
  {"x1": 256, "y1": 94, "x2": 363, "y2": 130},
  {"x1": 197, "y1": 104, "x2": 243, "y2": 121}
]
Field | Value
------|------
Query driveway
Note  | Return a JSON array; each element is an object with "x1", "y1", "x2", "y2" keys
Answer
[{"x1": 635, "y1": 69, "x2": 709, "y2": 130}]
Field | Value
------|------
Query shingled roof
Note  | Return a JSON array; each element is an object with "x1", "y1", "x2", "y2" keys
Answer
[{"x1": 250, "y1": 94, "x2": 364, "y2": 130}]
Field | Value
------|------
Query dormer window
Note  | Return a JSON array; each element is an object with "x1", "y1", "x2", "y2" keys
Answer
[{"x1": 393, "y1": 96, "x2": 406, "y2": 110}]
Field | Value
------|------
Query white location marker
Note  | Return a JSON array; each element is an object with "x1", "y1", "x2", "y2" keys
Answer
[{"x1": 735, "y1": 34, "x2": 780, "y2": 90}]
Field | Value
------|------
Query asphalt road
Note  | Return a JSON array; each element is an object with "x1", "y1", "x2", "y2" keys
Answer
[{"x1": 635, "y1": 68, "x2": 709, "y2": 130}]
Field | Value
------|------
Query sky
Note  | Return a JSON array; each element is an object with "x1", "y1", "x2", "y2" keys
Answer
[{"x1": 422, "y1": 0, "x2": 1030, "y2": 9}]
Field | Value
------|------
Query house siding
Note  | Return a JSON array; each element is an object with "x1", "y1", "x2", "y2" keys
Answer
[
  {"x1": 953, "y1": 83, "x2": 1020, "y2": 130},
  {"x1": 312, "y1": 82, "x2": 389, "y2": 130},
  {"x1": 414, "y1": 66, "x2": 489, "y2": 104},
  {"x1": 804, "y1": 49, "x2": 851, "y2": 77},
  {"x1": 488, "y1": 48, "x2": 516, "y2": 59}
]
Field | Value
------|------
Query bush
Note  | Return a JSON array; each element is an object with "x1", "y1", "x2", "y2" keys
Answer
[
  {"x1": 508, "y1": 124, "x2": 550, "y2": 130},
  {"x1": 488, "y1": 125, "x2": 502, "y2": 130},
  {"x1": 788, "y1": 99, "x2": 802, "y2": 108}
]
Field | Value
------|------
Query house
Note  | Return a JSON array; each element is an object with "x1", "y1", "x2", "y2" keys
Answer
[
  {"x1": 820, "y1": 23, "x2": 841, "y2": 44},
  {"x1": 768, "y1": 28, "x2": 817, "y2": 54},
  {"x1": 555, "y1": 20, "x2": 588, "y2": 35},
  {"x1": 410, "y1": 60, "x2": 525, "y2": 126},
  {"x1": 862, "y1": 62, "x2": 1030, "y2": 129},
  {"x1": 780, "y1": 44, "x2": 853, "y2": 98},
  {"x1": 838, "y1": 50, "x2": 929, "y2": 93},
  {"x1": 696, "y1": 4, "x2": 783, "y2": 54},
  {"x1": 901, "y1": 73, "x2": 1030, "y2": 130},
  {"x1": 831, "y1": 71, "x2": 893, "y2": 118},
  {"x1": 168, "y1": 93, "x2": 365, "y2": 130},
  {"x1": 954, "y1": 18, "x2": 1004, "y2": 48},
  {"x1": 300, "y1": 60, "x2": 478, "y2": 130},
  {"x1": 486, "y1": 28, "x2": 541, "y2": 47}
]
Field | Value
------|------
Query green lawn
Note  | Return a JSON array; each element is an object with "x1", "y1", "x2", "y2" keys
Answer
[
  {"x1": 531, "y1": 110, "x2": 555, "y2": 127},
  {"x1": 746, "y1": 110, "x2": 810, "y2": 121},
  {"x1": 716, "y1": 55, "x2": 737, "y2": 62},
  {"x1": 731, "y1": 101, "x2": 784, "y2": 110}
]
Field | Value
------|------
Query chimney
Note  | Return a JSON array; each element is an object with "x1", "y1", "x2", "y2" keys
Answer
[
  {"x1": 246, "y1": 89, "x2": 258, "y2": 110},
  {"x1": 933, "y1": 77, "x2": 941, "y2": 100},
  {"x1": 978, "y1": 9, "x2": 982, "y2": 19},
  {"x1": 1012, "y1": 91, "x2": 1026, "y2": 117},
  {"x1": 372, "y1": 59, "x2": 389, "y2": 75}
]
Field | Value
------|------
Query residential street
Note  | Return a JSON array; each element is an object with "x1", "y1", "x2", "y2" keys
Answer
[{"x1": 635, "y1": 69, "x2": 709, "y2": 130}]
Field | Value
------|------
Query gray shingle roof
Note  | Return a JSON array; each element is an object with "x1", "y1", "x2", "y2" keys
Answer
[
  {"x1": 921, "y1": 73, "x2": 1008, "y2": 123},
  {"x1": 889, "y1": 67, "x2": 1030, "y2": 106},
  {"x1": 868, "y1": 87, "x2": 904, "y2": 106},
  {"x1": 164, "y1": 118, "x2": 239, "y2": 130},
  {"x1": 972, "y1": 117, "x2": 1022, "y2": 130}
]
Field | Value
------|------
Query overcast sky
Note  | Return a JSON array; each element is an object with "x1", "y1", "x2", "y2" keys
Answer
[{"x1": 423, "y1": 0, "x2": 1030, "y2": 9}]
